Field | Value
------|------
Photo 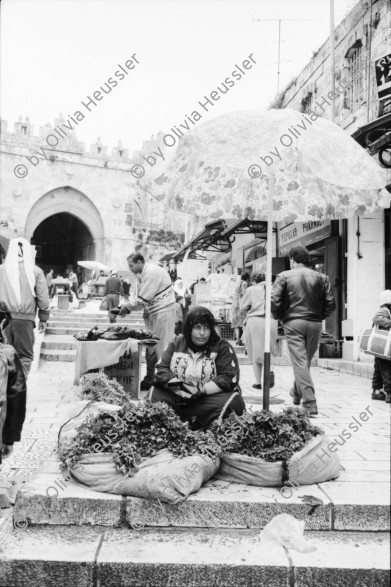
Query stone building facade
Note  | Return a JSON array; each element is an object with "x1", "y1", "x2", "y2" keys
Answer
[
  {"x1": 0, "y1": 115, "x2": 189, "y2": 272},
  {"x1": 270, "y1": 0, "x2": 391, "y2": 359}
]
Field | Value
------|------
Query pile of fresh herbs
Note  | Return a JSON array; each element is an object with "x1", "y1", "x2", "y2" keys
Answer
[
  {"x1": 79, "y1": 372, "x2": 130, "y2": 406},
  {"x1": 59, "y1": 400, "x2": 221, "y2": 476},
  {"x1": 211, "y1": 407, "x2": 323, "y2": 463}
]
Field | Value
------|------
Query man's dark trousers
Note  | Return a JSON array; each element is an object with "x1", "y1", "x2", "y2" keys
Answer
[{"x1": 283, "y1": 319, "x2": 322, "y2": 409}]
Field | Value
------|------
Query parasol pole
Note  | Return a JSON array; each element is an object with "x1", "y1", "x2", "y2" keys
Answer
[
  {"x1": 330, "y1": 0, "x2": 335, "y2": 122},
  {"x1": 263, "y1": 169, "x2": 275, "y2": 410}
]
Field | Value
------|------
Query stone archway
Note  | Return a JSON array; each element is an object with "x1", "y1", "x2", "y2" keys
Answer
[{"x1": 25, "y1": 186, "x2": 105, "y2": 265}]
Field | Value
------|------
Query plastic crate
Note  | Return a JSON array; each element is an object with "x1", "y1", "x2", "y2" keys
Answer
[
  {"x1": 58, "y1": 295, "x2": 69, "y2": 310},
  {"x1": 217, "y1": 323, "x2": 235, "y2": 340}
]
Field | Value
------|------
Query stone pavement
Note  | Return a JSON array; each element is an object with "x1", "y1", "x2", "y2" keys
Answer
[
  {"x1": 1, "y1": 349, "x2": 389, "y2": 487},
  {"x1": 0, "y1": 350, "x2": 390, "y2": 586}
]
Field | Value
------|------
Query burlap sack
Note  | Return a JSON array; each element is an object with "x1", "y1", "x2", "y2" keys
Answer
[
  {"x1": 216, "y1": 435, "x2": 340, "y2": 487},
  {"x1": 58, "y1": 401, "x2": 219, "y2": 504},
  {"x1": 69, "y1": 450, "x2": 219, "y2": 504}
]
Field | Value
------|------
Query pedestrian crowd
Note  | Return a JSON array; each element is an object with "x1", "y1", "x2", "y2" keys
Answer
[{"x1": 0, "y1": 239, "x2": 389, "y2": 467}]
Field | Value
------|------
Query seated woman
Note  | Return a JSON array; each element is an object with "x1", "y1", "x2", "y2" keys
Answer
[{"x1": 149, "y1": 306, "x2": 245, "y2": 430}]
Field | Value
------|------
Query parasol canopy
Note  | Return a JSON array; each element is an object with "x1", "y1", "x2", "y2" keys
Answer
[
  {"x1": 144, "y1": 109, "x2": 389, "y2": 221},
  {"x1": 141, "y1": 108, "x2": 390, "y2": 409},
  {"x1": 77, "y1": 260, "x2": 111, "y2": 272}
]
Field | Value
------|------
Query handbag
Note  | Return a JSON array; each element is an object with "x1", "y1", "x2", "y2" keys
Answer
[
  {"x1": 359, "y1": 324, "x2": 391, "y2": 361},
  {"x1": 99, "y1": 298, "x2": 108, "y2": 311}
]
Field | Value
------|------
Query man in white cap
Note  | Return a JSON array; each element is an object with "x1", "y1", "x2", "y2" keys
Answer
[
  {"x1": 120, "y1": 252, "x2": 176, "y2": 390},
  {"x1": 103, "y1": 269, "x2": 124, "y2": 323},
  {"x1": 0, "y1": 238, "x2": 49, "y2": 379}
]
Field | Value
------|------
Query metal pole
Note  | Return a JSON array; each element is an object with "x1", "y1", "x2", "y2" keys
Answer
[
  {"x1": 263, "y1": 170, "x2": 275, "y2": 411},
  {"x1": 277, "y1": 20, "x2": 281, "y2": 94},
  {"x1": 366, "y1": 0, "x2": 373, "y2": 123},
  {"x1": 330, "y1": 0, "x2": 335, "y2": 122}
]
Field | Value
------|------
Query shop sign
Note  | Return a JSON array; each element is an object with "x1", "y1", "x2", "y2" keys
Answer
[
  {"x1": 104, "y1": 350, "x2": 140, "y2": 400},
  {"x1": 278, "y1": 221, "x2": 331, "y2": 256},
  {"x1": 375, "y1": 53, "x2": 391, "y2": 101}
]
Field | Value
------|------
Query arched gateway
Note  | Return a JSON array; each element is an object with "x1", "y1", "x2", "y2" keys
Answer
[{"x1": 25, "y1": 186, "x2": 105, "y2": 273}]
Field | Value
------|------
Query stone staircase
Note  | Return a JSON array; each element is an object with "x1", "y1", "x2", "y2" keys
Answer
[
  {"x1": 1, "y1": 465, "x2": 389, "y2": 586},
  {"x1": 40, "y1": 310, "x2": 146, "y2": 362}
]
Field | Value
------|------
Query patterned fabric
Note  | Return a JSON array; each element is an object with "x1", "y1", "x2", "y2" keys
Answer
[
  {"x1": 140, "y1": 109, "x2": 390, "y2": 221},
  {"x1": 170, "y1": 350, "x2": 217, "y2": 387}
]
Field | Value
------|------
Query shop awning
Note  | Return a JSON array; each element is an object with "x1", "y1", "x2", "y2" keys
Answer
[
  {"x1": 173, "y1": 218, "x2": 274, "y2": 262},
  {"x1": 352, "y1": 113, "x2": 391, "y2": 157},
  {"x1": 159, "y1": 252, "x2": 177, "y2": 263},
  {"x1": 173, "y1": 219, "x2": 231, "y2": 261},
  {"x1": 220, "y1": 218, "x2": 270, "y2": 239}
]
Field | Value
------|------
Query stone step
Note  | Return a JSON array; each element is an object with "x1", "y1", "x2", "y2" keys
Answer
[
  {"x1": 50, "y1": 312, "x2": 144, "y2": 319},
  {"x1": 47, "y1": 321, "x2": 145, "y2": 330},
  {"x1": 42, "y1": 339, "x2": 76, "y2": 351},
  {"x1": 14, "y1": 472, "x2": 390, "y2": 532},
  {"x1": 46, "y1": 326, "x2": 143, "y2": 336},
  {"x1": 49, "y1": 315, "x2": 143, "y2": 322},
  {"x1": 317, "y1": 359, "x2": 374, "y2": 379},
  {"x1": 0, "y1": 519, "x2": 389, "y2": 587},
  {"x1": 39, "y1": 349, "x2": 76, "y2": 362}
]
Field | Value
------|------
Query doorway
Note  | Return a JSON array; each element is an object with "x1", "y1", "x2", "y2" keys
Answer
[{"x1": 31, "y1": 212, "x2": 94, "y2": 277}]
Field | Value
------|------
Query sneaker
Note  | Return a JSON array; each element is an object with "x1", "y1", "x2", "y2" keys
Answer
[
  {"x1": 290, "y1": 388, "x2": 301, "y2": 405},
  {"x1": 252, "y1": 383, "x2": 262, "y2": 390},
  {"x1": 371, "y1": 389, "x2": 386, "y2": 401},
  {"x1": 303, "y1": 408, "x2": 318, "y2": 418},
  {"x1": 1, "y1": 444, "x2": 13, "y2": 458}
]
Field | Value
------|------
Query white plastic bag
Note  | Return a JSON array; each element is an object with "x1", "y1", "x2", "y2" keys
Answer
[{"x1": 260, "y1": 514, "x2": 316, "y2": 552}]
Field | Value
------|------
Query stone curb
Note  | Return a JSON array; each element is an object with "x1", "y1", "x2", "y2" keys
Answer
[
  {"x1": 0, "y1": 520, "x2": 389, "y2": 587},
  {"x1": 13, "y1": 473, "x2": 390, "y2": 532}
]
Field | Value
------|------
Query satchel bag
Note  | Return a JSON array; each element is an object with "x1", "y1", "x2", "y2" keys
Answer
[
  {"x1": 99, "y1": 298, "x2": 108, "y2": 311},
  {"x1": 359, "y1": 324, "x2": 391, "y2": 361}
]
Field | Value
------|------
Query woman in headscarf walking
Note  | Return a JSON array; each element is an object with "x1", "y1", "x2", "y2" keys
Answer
[
  {"x1": 0, "y1": 238, "x2": 49, "y2": 378},
  {"x1": 240, "y1": 272, "x2": 278, "y2": 390}
]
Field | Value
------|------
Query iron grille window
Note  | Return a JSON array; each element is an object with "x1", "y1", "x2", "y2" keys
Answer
[{"x1": 349, "y1": 46, "x2": 364, "y2": 112}]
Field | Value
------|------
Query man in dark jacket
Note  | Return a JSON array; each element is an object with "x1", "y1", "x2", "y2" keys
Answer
[
  {"x1": 103, "y1": 270, "x2": 124, "y2": 323},
  {"x1": 271, "y1": 246, "x2": 336, "y2": 416}
]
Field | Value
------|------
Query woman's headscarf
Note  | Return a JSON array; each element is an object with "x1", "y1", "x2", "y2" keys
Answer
[
  {"x1": 380, "y1": 290, "x2": 391, "y2": 306},
  {"x1": 5, "y1": 238, "x2": 35, "y2": 305},
  {"x1": 183, "y1": 306, "x2": 220, "y2": 353}
]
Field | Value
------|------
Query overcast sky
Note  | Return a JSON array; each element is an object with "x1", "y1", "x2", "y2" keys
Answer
[{"x1": 1, "y1": 0, "x2": 358, "y2": 155}]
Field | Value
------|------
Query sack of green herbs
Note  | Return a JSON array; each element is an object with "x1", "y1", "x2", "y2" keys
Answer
[
  {"x1": 212, "y1": 408, "x2": 340, "y2": 487},
  {"x1": 58, "y1": 400, "x2": 221, "y2": 503},
  {"x1": 78, "y1": 372, "x2": 133, "y2": 406}
]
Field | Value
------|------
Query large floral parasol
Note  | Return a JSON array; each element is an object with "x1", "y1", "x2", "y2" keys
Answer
[{"x1": 142, "y1": 109, "x2": 390, "y2": 407}]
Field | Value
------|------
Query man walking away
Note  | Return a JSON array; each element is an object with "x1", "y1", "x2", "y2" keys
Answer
[
  {"x1": 271, "y1": 246, "x2": 335, "y2": 416},
  {"x1": 103, "y1": 270, "x2": 124, "y2": 323},
  {"x1": 120, "y1": 253, "x2": 176, "y2": 390}
]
